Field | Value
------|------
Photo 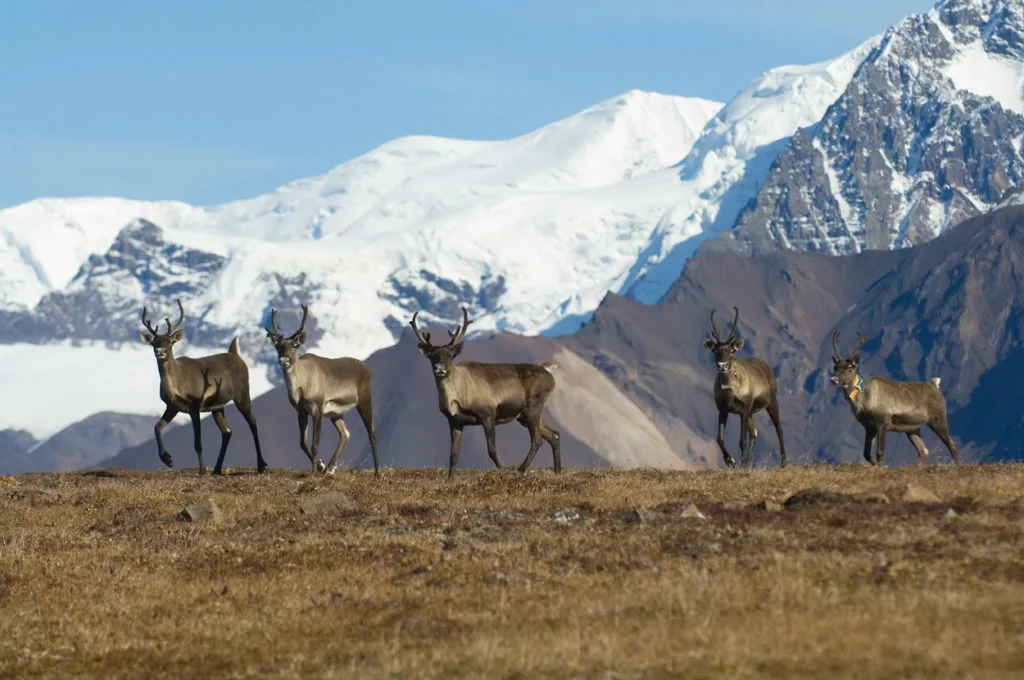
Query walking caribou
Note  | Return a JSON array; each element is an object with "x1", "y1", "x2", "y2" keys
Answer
[
  {"x1": 265, "y1": 305, "x2": 380, "y2": 476},
  {"x1": 140, "y1": 299, "x2": 267, "y2": 475},
  {"x1": 703, "y1": 307, "x2": 787, "y2": 468},
  {"x1": 830, "y1": 331, "x2": 959, "y2": 466},
  {"x1": 409, "y1": 307, "x2": 561, "y2": 480}
]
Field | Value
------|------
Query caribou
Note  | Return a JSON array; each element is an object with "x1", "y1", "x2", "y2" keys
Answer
[
  {"x1": 140, "y1": 299, "x2": 267, "y2": 475},
  {"x1": 830, "y1": 332, "x2": 959, "y2": 466},
  {"x1": 703, "y1": 307, "x2": 787, "y2": 468},
  {"x1": 265, "y1": 305, "x2": 380, "y2": 477},
  {"x1": 409, "y1": 307, "x2": 561, "y2": 480}
]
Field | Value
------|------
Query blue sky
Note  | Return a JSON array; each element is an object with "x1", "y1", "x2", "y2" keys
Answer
[{"x1": 0, "y1": 0, "x2": 931, "y2": 209}]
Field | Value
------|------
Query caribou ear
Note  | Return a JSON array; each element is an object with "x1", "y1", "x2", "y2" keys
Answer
[
  {"x1": 730, "y1": 338, "x2": 745, "y2": 351},
  {"x1": 851, "y1": 353, "x2": 861, "y2": 366},
  {"x1": 418, "y1": 344, "x2": 430, "y2": 356},
  {"x1": 169, "y1": 329, "x2": 185, "y2": 343},
  {"x1": 451, "y1": 343, "x2": 464, "y2": 358},
  {"x1": 703, "y1": 338, "x2": 715, "y2": 351},
  {"x1": 294, "y1": 331, "x2": 307, "y2": 346},
  {"x1": 140, "y1": 332, "x2": 154, "y2": 345}
]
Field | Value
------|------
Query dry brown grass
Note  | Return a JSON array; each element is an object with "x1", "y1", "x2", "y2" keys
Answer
[{"x1": 1, "y1": 463, "x2": 1023, "y2": 679}]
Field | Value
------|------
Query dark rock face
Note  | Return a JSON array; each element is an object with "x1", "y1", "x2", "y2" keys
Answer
[{"x1": 721, "y1": 0, "x2": 1024, "y2": 257}]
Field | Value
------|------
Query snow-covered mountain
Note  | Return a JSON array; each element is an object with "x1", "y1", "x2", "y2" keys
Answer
[{"x1": 722, "y1": 0, "x2": 1024, "y2": 255}]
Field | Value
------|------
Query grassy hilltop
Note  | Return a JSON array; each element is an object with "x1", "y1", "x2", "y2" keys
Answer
[{"x1": 1, "y1": 464, "x2": 1023, "y2": 678}]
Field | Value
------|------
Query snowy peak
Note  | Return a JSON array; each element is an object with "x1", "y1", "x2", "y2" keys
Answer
[{"x1": 720, "y1": 0, "x2": 1024, "y2": 257}]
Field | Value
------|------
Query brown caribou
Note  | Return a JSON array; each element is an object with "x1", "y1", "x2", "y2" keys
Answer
[
  {"x1": 265, "y1": 304, "x2": 380, "y2": 477},
  {"x1": 140, "y1": 299, "x2": 267, "y2": 475},
  {"x1": 703, "y1": 307, "x2": 786, "y2": 468},
  {"x1": 409, "y1": 307, "x2": 561, "y2": 480},
  {"x1": 830, "y1": 331, "x2": 959, "y2": 466}
]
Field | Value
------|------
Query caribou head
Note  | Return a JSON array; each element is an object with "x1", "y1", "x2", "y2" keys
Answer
[
  {"x1": 830, "y1": 331, "x2": 867, "y2": 388},
  {"x1": 140, "y1": 299, "x2": 186, "y2": 361},
  {"x1": 265, "y1": 305, "x2": 309, "y2": 370},
  {"x1": 703, "y1": 307, "x2": 745, "y2": 376},
  {"x1": 409, "y1": 307, "x2": 472, "y2": 379}
]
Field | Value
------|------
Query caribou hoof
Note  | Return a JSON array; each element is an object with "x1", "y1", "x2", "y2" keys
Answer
[
  {"x1": 324, "y1": 466, "x2": 337, "y2": 477},
  {"x1": 314, "y1": 459, "x2": 326, "y2": 474},
  {"x1": 159, "y1": 452, "x2": 174, "y2": 469}
]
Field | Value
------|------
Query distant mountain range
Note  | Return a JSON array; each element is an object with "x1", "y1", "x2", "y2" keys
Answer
[{"x1": 2, "y1": 0, "x2": 1023, "y2": 472}]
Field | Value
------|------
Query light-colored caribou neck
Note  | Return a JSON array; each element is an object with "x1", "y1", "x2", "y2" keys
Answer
[
  {"x1": 155, "y1": 350, "x2": 180, "y2": 382},
  {"x1": 719, "y1": 362, "x2": 745, "y2": 390},
  {"x1": 279, "y1": 356, "x2": 306, "y2": 402}
]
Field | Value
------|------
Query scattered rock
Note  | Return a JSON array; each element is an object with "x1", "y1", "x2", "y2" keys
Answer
[
  {"x1": 548, "y1": 508, "x2": 583, "y2": 525},
  {"x1": 617, "y1": 508, "x2": 653, "y2": 524},
  {"x1": 783, "y1": 488, "x2": 845, "y2": 507},
  {"x1": 852, "y1": 490, "x2": 891, "y2": 504},
  {"x1": 680, "y1": 504, "x2": 707, "y2": 520},
  {"x1": 943, "y1": 508, "x2": 960, "y2": 520},
  {"x1": 757, "y1": 499, "x2": 784, "y2": 512},
  {"x1": 902, "y1": 485, "x2": 941, "y2": 503},
  {"x1": 180, "y1": 499, "x2": 222, "y2": 524},
  {"x1": 298, "y1": 491, "x2": 355, "y2": 515},
  {"x1": 723, "y1": 500, "x2": 749, "y2": 511}
]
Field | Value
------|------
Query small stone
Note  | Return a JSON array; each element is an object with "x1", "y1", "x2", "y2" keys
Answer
[
  {"x1": 618, "y1": 508, "x2": 652, "y2": 524},
  {"x1": 757, "y1": 499, "x2": 784, "y2": 512},
  {"x1": 680, "y1": 504, "x2": 707, "y2": 520},
  {"x1": 180, "y1": 499, "x2": 221, "y2": 524},
  {"x1": 299, "y1": 491, "x2": 355, "y2": 515},
  {"x1": 783, "y1": 488, "x2": 844, "y2": 507},
  {"x1": 547, "y1": 508, "x2": 583, "y2": 525},
  {"x1": 902, "y1": 484, "x2": 941, "y2": 503},
  {"x1": 943, "y1": 508, "x2": 959, "y2": 520},
  {"x1": 852, "y1": 490, "x2": 891, "y2": 504}
]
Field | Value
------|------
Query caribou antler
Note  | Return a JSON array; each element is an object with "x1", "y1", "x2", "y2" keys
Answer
[
  {"x1": 141, "y1": 307, "x2": 161, "y2": 336},
  {"x1": 851, "y1": 332, "x2": 868, "y2": 359},
  {"x1": 709, "y1": 309, "x2": 722, "y2": 343},
  {"x1": 266, "y1": 308, "x2": 284, "y2": 337},
  {"x1": 832, "y1": 331, "x2": 842, "y2": 362},
  {"x1": 447, "y1": 307, "x2": 473, "y2": 346},
  {"x1": 725, "y1": 306, "x2": 740, "y2": 343},
  {"x1": 169, "y1": 299, "x2": 185, "y2": 333},
  {"x1": 292, "y1": 304, "x2": 309, "y2": 339},
  {"x1": 142, "y1": 300, "x2": 185, "y2": 337},
  {"x1": 409, "y1": 311, "x2": 434, "y2": 347}
]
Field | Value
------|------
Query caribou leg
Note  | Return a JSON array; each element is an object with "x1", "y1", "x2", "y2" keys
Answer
[
  {"x1": 929, "y1": 419, "x2": 960, "y2": 465},
  {"x1": 324, "y1": 416, "x2": 350, "y2": 474},
  {"x1": 876, "y1": 428, "x2": 888, "y2": 466},
  {"x1": 481, "y1": 414, "x2": 503, "y2": 470},
  {"x1": 715, "y1": 410, "x2": 735, "y2": 468},
  {"x1": 539, "y1": 419, "x2": 561, "y2": 473},
  {"x1": 154, "y1": 406, "x2": 179, "y2": 469},
  {"x1": 189, "y1": 408, "x2": 205, "y2": 475},
  {"x1": 906, "y1": 430, "x2": 929, "y2": 466},
  {"x1": 517, "y1": 412, "x2": 544, "y2": 474},
  {"x1": 742, "y1": 414, "x2": 758, "y2": 469},
  {"x1": 235, "y1": 398, "x2": 267, "y2": 473},
  {"x1": 211, "y1": 409, "x2": 232, "y2": 475},
  {"x1": 356, "y1": 401, "x2": 380, "y2": 478},
  {"x1": 767, "y1": 397, "x2": 786, "y2": 468},
  {"x1": 447, "y1": 422, "x2": 464, "y2": 481},
  {"x1": 297, "y1": 411, "x2": 315, "y2": 469},
  {"x1": 862, "y1": 428, "x2": 876, "y2": 465}
]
